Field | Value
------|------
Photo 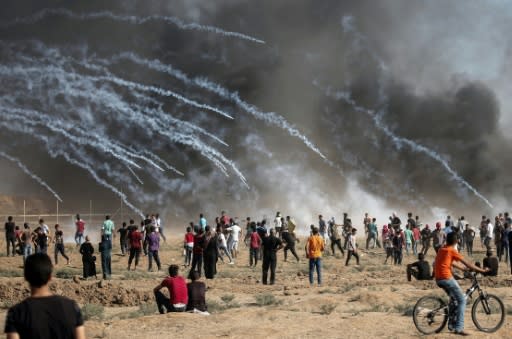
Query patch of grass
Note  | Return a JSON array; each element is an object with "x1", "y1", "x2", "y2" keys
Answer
[
  {"x1": 319, "y1": 303, "x2": 337, "y2": 315},
  {"x1": 348, "y1": 294, "x2": 361, "y2": 302},
  {"x1": 361, "y1": 304, "x2": 389, "y2": 313},
  {"x1": 138, "y1": 303, "x2": 157, "y2": 316},
  {"x1": 82, "y1": 303, "x2": 105, "y2": 321},
  {"x1": 318, "y1": 288, "x2": 335, "y2": 294},
  {"x1": 338, "y1": 283, "x2": 357, "y2": 294},
  {"x1": 394, "y1": 302, "x2": 414, "y2": 316},
  {"x1": 122, "y1": 271, "x2": 151, "y2": 280},
  {"x1": 351, "y1": 265, "x2": 365, "y2": 272},
  {"x1": 506, "y1": 304, "x2": 512, "y2": 315},
  {"x1": 207, "y1": 300, "x2": 226, "y2": 313},
  {"x1": 55, "y1": 267, "x2": 80, "y2": 279},
  {"x1": 390, "y1": 286, "x2": 399, "y2": 292},
  {"x1": 254, "y1": 293, "x2": 280, "y2": 306},
  {"x1": 0, "y1": 268, "x2": 22, "y2": 277},
  {"x1": 0, "y1": 300, "x2": 15, "y2": 309},
  {"x1": 221, "y1": 294, "x2": 235, "y2": 304}
]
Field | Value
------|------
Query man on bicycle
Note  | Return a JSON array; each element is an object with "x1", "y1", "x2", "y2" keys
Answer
[{"x1": 434, "y1": 232, "x2": 489, "y2": 336}]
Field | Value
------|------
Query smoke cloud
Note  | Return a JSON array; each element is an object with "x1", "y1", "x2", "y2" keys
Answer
[{"x1": 1, "y1": 0, "x2": 511, "y2": 230}]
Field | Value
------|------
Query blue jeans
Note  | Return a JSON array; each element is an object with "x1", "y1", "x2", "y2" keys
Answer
[
  {"x1": 412, "y1": 241, "x2": 418, "y2": 255},
  {"x1": 309, "y1": 257, "x2": 322, "y2": 285},
  {"x1": 75, "y1": 232, "x2": 84, "y2": 246},
  {"x1": 23, "y1": 244, "x2": 32, "y2": 263},
  {"x1": 437, "y1": 278, "x2": 466, "y2": 332},
  {"x1": 405, "y1": 242, "x2": 412, "y2": 255}
]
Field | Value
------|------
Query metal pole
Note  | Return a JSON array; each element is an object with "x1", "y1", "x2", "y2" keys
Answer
[
  {"x1": 56, "y1": 200, "x2": 59, "y2": 224},
  {"x1": 23, "y1": 200, "x2": 26, "y2": 223},
  {"x1": 120, "y1": 189, "x2": 123, "y2": 222},
  {"x1": 89, "y1": 200, "x2": 92, "y2": 227}
]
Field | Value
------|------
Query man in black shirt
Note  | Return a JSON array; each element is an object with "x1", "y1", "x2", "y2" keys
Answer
[
  {"x1": 5, "y1": 216, "x2": 16, "y2": 257},
  {"x1": 117, "y1": 222, "x2": 129, "y2": 255},
  {"x1": 482, "y1": 250, "x2": 499, "y2": 277},
  {"x1": 406, "y1": 253, "x2": 432, "y2": 281},
  {"x1": 4, "y1": 253, "x2": 85, "y2": 339},
  {"x1": 261, "y1": 229, "x2": 283, "y2": 285}
]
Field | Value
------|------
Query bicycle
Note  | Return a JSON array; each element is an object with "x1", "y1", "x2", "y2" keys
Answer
[{"x1": 413, "y1": 272, "x2": 505, "y2": 334}]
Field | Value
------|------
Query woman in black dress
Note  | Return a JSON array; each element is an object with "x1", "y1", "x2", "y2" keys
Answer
[
  {"x1": 79, "y1": 236, "x2": 96, "y2": 279},
  {"x1": 203, "y1": 226, "x2": 218, "y2": 279}
]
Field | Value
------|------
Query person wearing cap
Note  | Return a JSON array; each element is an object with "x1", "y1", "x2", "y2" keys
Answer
[
  {"x1": 305, "y1": 226, "x2": 324, "y2": 285},
  {"x1": 432, "y1": 222, "x2": 446, "y2": 253},
  {"x1": 482, "y1": 250, "x2": 498, "y2": 276}
]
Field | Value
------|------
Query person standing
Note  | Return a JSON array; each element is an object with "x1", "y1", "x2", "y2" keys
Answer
[
  {"x1": 98, "y1": 235, "x2": 112, "y2": 280},
  {"x1": 432, "y1": 222, "x2": 446, "y2": 253},
  {"x1": 101, "y1": 215, "x2": 115, "y2": 247},
  {"x1": 183, "y1": 226, "x2": 194, "y2": 267},
  {"x1": 117, "y1": 222, "x2": 128, "y2": 256},
  {"x1": 420, "y1": 224, "x2": 432, "y2": 255},
  {"x1": 127, "y1": 225, "x2": 142, "y2": 271},
  {"x1": 282, "y1": 221, "x2": 300, "y2": 262},
  {"x1": 216, "y1": 227, "x2": 233, "y2": 264},
  {"x1": 21, "y1": 223, "x2": 34, "y2": 264},
  {"x1": 79, "y1": 236, "x2": 96, "y2": 280},
  {"x1": 226, "y1": 221, "x2": 242, "y2": 259},
  {"x1": 147, "y1": 226, "x2": 162, "y2": 272},
  {"x1": 4, "y1": 253, "x2": 85, "y2": 339},
  {"x1": 463, "y1": 224, "x2": 475, "y2": 256},
  {"x1": 248, "y1": 225, "x2": 262, "y2": 267},
  {"x1": 274, "y1": 212, "x2": 282, "y2": 238},
  {"x1": 53, "y1": 224, "x2": 70, "y2": 266},
  {"x1": 305, "y1": 226, "x2": 324, "y2": 286},
  {"x1": 5, "y1": 216, "x2": 16, "y2": 257},
  {"x1": 366, "y1": 218, "x2": 381, "y2": 249},
  {"x1": 153, "y1": 265, "x2": 188, "y2": 313},
  {"x1": 404, "y1": 224, "x2": 413, "y2": 256},
  {"x1": 345, "y1": 228, "x2": 360, "y2": 266},
  {"x1": 412, "y1": 224, "x2": 421, "y2": 255},
  {"x1": 35, "y1": 227, "x2": 49, "y2": 255},
  {"x1": 199, "y1": 213, "x2": 207, "y2": 231},
  {"x1": 189, "y1": 227, "x2": 205, "y2": 277},
  {"x1": 328, "y1": 218, "x2": 344, "y2": 257},
  {"x1": 155, "y1": 213, "x2": 166, "y2": 242},
  {"x1": 261, "y1": 229, "x2": 283, "y2": 285},
  {"x1": 74, "y1": 214, "x2": 85, "y2": 247},
  {"x1": 203, "y1": 226, "x2": 218, "y2": 279},
  {"x1": 392, "y1": 228, "x2": 404, "y2": 265}
]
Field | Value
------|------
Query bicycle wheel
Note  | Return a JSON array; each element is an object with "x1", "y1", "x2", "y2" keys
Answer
[
  {"x1": 471, "y1": 294, "x2": 505, "y2": 333},
  {"x1": 413, "y1": 296, "x2": 448, "y2": 334}
]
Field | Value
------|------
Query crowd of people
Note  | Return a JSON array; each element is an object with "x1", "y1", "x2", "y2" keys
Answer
[{"x1": 3, "y1": 209, "x2": 510, "y2": 337}]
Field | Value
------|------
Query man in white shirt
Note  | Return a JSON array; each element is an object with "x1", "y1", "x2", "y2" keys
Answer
[
  {"x1": 484, "y1": 218, "x2": 494, "y2": 251},
  {"x1": 226, "y1": 222, "x2": 242, "y2": 259},
  {"x1": 274, "y1": 212, "x2": 282, "y2": 237}
]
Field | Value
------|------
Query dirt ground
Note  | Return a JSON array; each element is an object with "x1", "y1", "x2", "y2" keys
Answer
[{"x1": 0, "y1": 235, "x2": 511, "y2": 338}]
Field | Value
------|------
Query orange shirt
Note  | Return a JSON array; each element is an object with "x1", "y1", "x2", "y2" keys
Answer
[
  {"x1": 434, "y1": 246, "x2": 463, "y2": 280},
  {"x1": 307, "y1": 234, "x2": 324, "y2": 258}
]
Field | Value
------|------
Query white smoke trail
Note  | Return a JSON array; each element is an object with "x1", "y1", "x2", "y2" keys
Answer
[
  {"x1": 338, "y1": 15, "x2": 493, "y2": 208},
  {"x1": 126, "y1": 165, "x2": 144, "y2": 185},
  {"x1": 320, "y1": 86, "x2": 494, "y2": 209},
  {"x1": 105, "y1": 52, "x2": 328, "y2": 161},
  {"x1": 1, "y1": 107, "x2": 143, "y2": 170},
  {"x1": 3, "y1": 8, "x2": 265, "y2": 44},
  {"x1": 0, "y1": 151, "x2": 63, "y2": 202}
]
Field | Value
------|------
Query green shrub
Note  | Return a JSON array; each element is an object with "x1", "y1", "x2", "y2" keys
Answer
[
  {"x1": 319, "y1": 303, "x2": 337, "y2": 315},
  {"x1": 254, "y1": 293, "x2": 280, "y2": 306}
]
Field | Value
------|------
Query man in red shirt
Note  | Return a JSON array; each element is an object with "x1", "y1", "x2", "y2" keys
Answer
[
  {"x1": 127, "y1": 225, "x2": 142, "y2": 271},
  {"x1": 74, "y1": 214, "x2": 85, "y2": 247},
  {"x1": 154, "y1": 264, "x2": 188, "y2": 313}
]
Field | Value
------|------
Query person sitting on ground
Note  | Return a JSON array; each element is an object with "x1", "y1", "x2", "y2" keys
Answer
[
  {"x1": 482, "y1": 250, "x2": 499, "y2": 277},
  {"x1": 406, "y1": 253, "x2": 432, "y2": 281},
  {"x1": 434, "y1": 232, "x2": 488, "y2": 336},
  {"x1": 154, "y1": 264, "x2": 188, "y2": 313},
  {"x1": 186, "y1": 270, "x2": 207, "y2": 312},
  {"x1": 4, "y1": 253, "x2": 85, "y2": 339}
]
